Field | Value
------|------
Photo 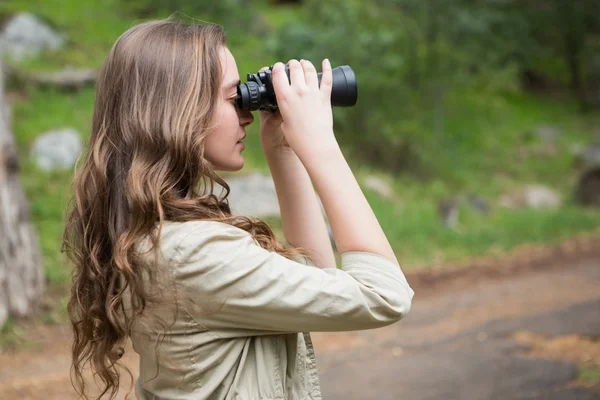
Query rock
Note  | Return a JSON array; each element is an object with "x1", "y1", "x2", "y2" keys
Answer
[
  {"x1": 535, "y1": 125, "x2": 561, "y2": 143},
  {"x1": 363, "y1": 175, "x2": 398, "y2": 201},
  {"x1": 225, "y1": 172, "x2": 280, "y2": 218},
  {"x1": 574, "y1": 168, "x2": 600, "y2": 209},
  {"x1": 437, "y1": 198, "x2": 460, "y2": 229},
  {"x1": 224, "y1": 172, "x2": 337, "y2": 250},
  {"x1": 522, "y1": 185, "x2": 562, "y2": 209},
  {"x1": 30, "y1": 128, "x2": 82, "y2": 171},
  {"x1": 525, "y1": 185, "x2": 562, "y2": 208},
  {"x1": 574, "y1": 141, "x2": 600, "y2": 170},
  {"x1": 1, "y1": 13, "x2": 65, "y2": 61},
  {"x1": 499, "y1": 185, "x2": 562, "y2": 210},
  {"x1": 467, "y1": 194, "x2": 490, "y2": 215},
  {"x1": 25, "y1": 67, "x2": 97, "y2": 90},
  {"x1": 573, "y1": 139, "x2": 600, "y2": 209}
]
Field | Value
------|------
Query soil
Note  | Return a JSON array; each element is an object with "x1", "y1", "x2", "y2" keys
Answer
[{"x1": 2, "y1": 234, "x2": 600, "y2": 399}]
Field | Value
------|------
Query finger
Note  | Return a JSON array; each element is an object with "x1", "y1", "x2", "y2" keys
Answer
[
  {"x1": 287, "y1": 59, "x2": 306, "y2": 88},
  {"x1": 271, "y1": 62, "x2": 291, "y2": 105},
  {"x1": 259, "y1": 66, "x2": 269, "y2": 72},
  {"x1": 300, "y1": 59, "x2": 319, "y2": 90},
  {"x1": 320, "y1": 58, "x2": 333, "y2": 99}
]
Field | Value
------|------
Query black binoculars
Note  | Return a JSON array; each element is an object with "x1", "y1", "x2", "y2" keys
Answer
[{"x1": 236, "y1": 64, "x2": 358, "y2": 112}]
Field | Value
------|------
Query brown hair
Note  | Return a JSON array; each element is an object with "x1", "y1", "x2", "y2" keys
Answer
[{"x1": 61, "y1": 19, "x2": 307, "y2": 399}]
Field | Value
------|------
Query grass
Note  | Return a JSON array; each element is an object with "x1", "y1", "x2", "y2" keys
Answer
[
  {"x1": 2, "y1": 0, "x2": 600, "y2": 296},
  {"x1": 0, "y1": 317, "x2": 23, "y2": 349},
  {"x1": 364, "y1": 189, "x2": 600, "y2": 265},
  {"x1": 1, "y1": 0, "x2": 137, "y2": 71},
  {"x1": 355, "y1": 91, "x2": 600, "y2": 265},
  {"x1": 579, "y1": 365, "x2": 600, "y2": 386}
]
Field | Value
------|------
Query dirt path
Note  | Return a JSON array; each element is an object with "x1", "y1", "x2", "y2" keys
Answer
[
  {"x1": 312, "y1": 258, "x2": 600, "y2": 400},
  {"x1": 1, "y1": 257, "x2": 600, "y2": 399}
]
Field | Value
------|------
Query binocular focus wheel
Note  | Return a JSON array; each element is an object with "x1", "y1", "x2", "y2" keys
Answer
[{"x1": 247, "y1": 83, "x2": 260, "y2": 110}]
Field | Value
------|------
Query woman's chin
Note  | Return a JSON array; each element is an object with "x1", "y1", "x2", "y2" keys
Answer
[
  {"x1": 232, "y1": 161, "x2": 244, "y2": 171},
  {"x1": 216, "y1": 158, "x2": 244, "y2": 172}
]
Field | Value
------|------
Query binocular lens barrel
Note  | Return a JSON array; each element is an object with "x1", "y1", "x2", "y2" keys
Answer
[{"x1": 237, "y1": 64, "x2": 358, "y2": 112}]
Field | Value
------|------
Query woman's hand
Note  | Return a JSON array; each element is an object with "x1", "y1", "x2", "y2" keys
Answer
[
  {"x1": 258, "y1": 67, "x2": 291, "y2": 152},
  {"x1": 271, "y1": 59, "x2": 338, "y2": 160}
]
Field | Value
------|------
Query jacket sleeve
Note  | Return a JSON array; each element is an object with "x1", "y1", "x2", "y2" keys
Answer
[{"x1": 170, "y1": 221, "x2": 414, "y2": 333}]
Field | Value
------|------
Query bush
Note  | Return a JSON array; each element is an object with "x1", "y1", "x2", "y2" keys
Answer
[
  {"x1": 123, "y1": 0, "x2": 259, "y2": 33},
  {"x1": 265, "y1": 0, "x2": 526, "y2": 173}
]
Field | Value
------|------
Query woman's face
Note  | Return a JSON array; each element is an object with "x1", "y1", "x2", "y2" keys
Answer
[{"x1": 203, "y1": 47, "x2": 254, "y2": 171}]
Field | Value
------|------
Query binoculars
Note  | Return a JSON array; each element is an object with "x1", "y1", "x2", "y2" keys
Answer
[{"x1": 236, "y1": 63, "x2": 358, "y2": 112}]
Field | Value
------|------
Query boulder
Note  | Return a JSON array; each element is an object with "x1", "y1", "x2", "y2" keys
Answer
[
  {"x1": 225, "y1": 172, "x2": 280, "y2": 218},
  {"x1": 30, "y1": 128, "x2": 82, "y2": 171},
  {"x1": 499, "y1": 185, "x2": 562, "y2": 210},
  {"x1": 1, "y1": 13, "x2": 65, "y2": 61}
]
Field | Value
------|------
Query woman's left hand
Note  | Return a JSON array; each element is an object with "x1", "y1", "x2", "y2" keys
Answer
[{"x1": 257, "y1": 66, "x2": 291, "y2": 152}]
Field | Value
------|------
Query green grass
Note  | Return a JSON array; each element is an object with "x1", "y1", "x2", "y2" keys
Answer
[
  {"x1": 578, "y1": 365, "x2": 600, "y2": 385},
  {"x1": 2, "y1": 0, "x2": 600, "y2": 293},
  {"x1": 408, "y1": 91, "x2": 599, "y2": 191},
  {"x1": 1, "y1": 0, "x2": 136, "y2": 71},
  {"x1": 362, "y1": 185, "x2": 600, "y2": 265},
  {"x1": 0, "y1": 317, "x2": 23, "y2": 349}
]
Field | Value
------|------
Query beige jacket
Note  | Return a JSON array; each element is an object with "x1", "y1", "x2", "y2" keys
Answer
[{"x1": 124, "y1": 220, "x2": 414, "y2": 400}]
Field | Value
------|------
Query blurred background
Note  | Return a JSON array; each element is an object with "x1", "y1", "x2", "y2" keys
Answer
[{"x1": 0, "y1": 0, "x2": 599, "y2": 399}]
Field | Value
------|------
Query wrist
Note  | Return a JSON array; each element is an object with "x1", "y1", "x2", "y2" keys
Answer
[
  {"x1": 295, "y1": 139, "x2": 342, "y2": 167},
  {"x1": 263, "y1": 143, "x2": 296, "y2": 160},
  {"x1": 260, "y1": 134, "x2": 292, "y2": 154}
]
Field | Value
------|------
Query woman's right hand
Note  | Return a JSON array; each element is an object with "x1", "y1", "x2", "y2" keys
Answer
[
  {"x1": 271, "y1": 59, "x2": 340, "y2": 160},
  {"x1": 272, "y1": 61, "x2": 401, "y2": 268}
]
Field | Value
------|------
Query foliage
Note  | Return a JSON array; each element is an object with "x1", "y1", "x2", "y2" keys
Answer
[
  {"x1": 515, "y1": 0, "x2": 600, "y2": 108},
  {"x1": 266, "y1": 0, "x2": 600, "y2": 172},
  {"x1": 1, "y1": 0, "x2": 600, "y2": 288},
  {"x1": 123, "y1": 0, "x2": 262, "y2": 36}
]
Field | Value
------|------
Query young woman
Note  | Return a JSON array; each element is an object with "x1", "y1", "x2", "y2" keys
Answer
[{"x1": 62, "y1": 19, "x2": 414, "y2": 400}]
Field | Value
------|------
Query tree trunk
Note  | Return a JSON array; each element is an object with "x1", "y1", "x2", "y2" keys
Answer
[
  {"x1": 558, "y1": 0, "x2": 588, "y2": 109},
  {"x1": 0, "y1": 60, "x2": 45, "y2": 327}
]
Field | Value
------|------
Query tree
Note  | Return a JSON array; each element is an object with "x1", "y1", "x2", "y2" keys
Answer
[
  {"x1": 518, "y1": 0, "x2": 600, "y2": 108},
  {"x1": 268, "y1": 0, "x2": 519, "y2": 172},
  {"x1": 0, "y1": 60, "x2": 45, "y2": 327}
]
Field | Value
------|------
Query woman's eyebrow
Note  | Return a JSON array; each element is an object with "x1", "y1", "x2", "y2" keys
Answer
[{"x1": 223, "y1": 79, "x2": 241, "y2": 92}]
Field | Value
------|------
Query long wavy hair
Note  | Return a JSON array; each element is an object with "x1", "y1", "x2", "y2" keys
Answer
[{"x1": 61, "y1": 19, "x2": 307, "y2": 399}]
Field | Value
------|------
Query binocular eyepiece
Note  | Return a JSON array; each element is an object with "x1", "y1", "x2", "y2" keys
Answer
[{"x1": 236, "y1": 64, "x2": 358, "y2": 112}]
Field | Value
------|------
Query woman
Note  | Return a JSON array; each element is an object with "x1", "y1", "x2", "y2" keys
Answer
[{"x1": 62, "y1": 19, "x2": 414, "y2": 400}]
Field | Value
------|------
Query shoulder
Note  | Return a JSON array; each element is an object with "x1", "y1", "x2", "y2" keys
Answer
[
  {"x1": 168, "y1": 220, "x2": 252, "y2": 244},
  {"x1": 134, "y1": 220, "x2": 253, "y2": 265},
  {"x1": 161, "y1": 220, "x2": 255, "y2": 263}
]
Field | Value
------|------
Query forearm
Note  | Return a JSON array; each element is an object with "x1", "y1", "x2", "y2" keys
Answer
[
  {"x1": 264, "y1": 147, "x2": 336, "y2": 269},
  {"x1": 300, "y1": 145, "x2": 399, "y2": 266}
]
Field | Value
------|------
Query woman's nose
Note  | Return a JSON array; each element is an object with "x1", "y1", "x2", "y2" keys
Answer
[{"x1": 239, "y1": 109, "x2": 254, "y2": 127}]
